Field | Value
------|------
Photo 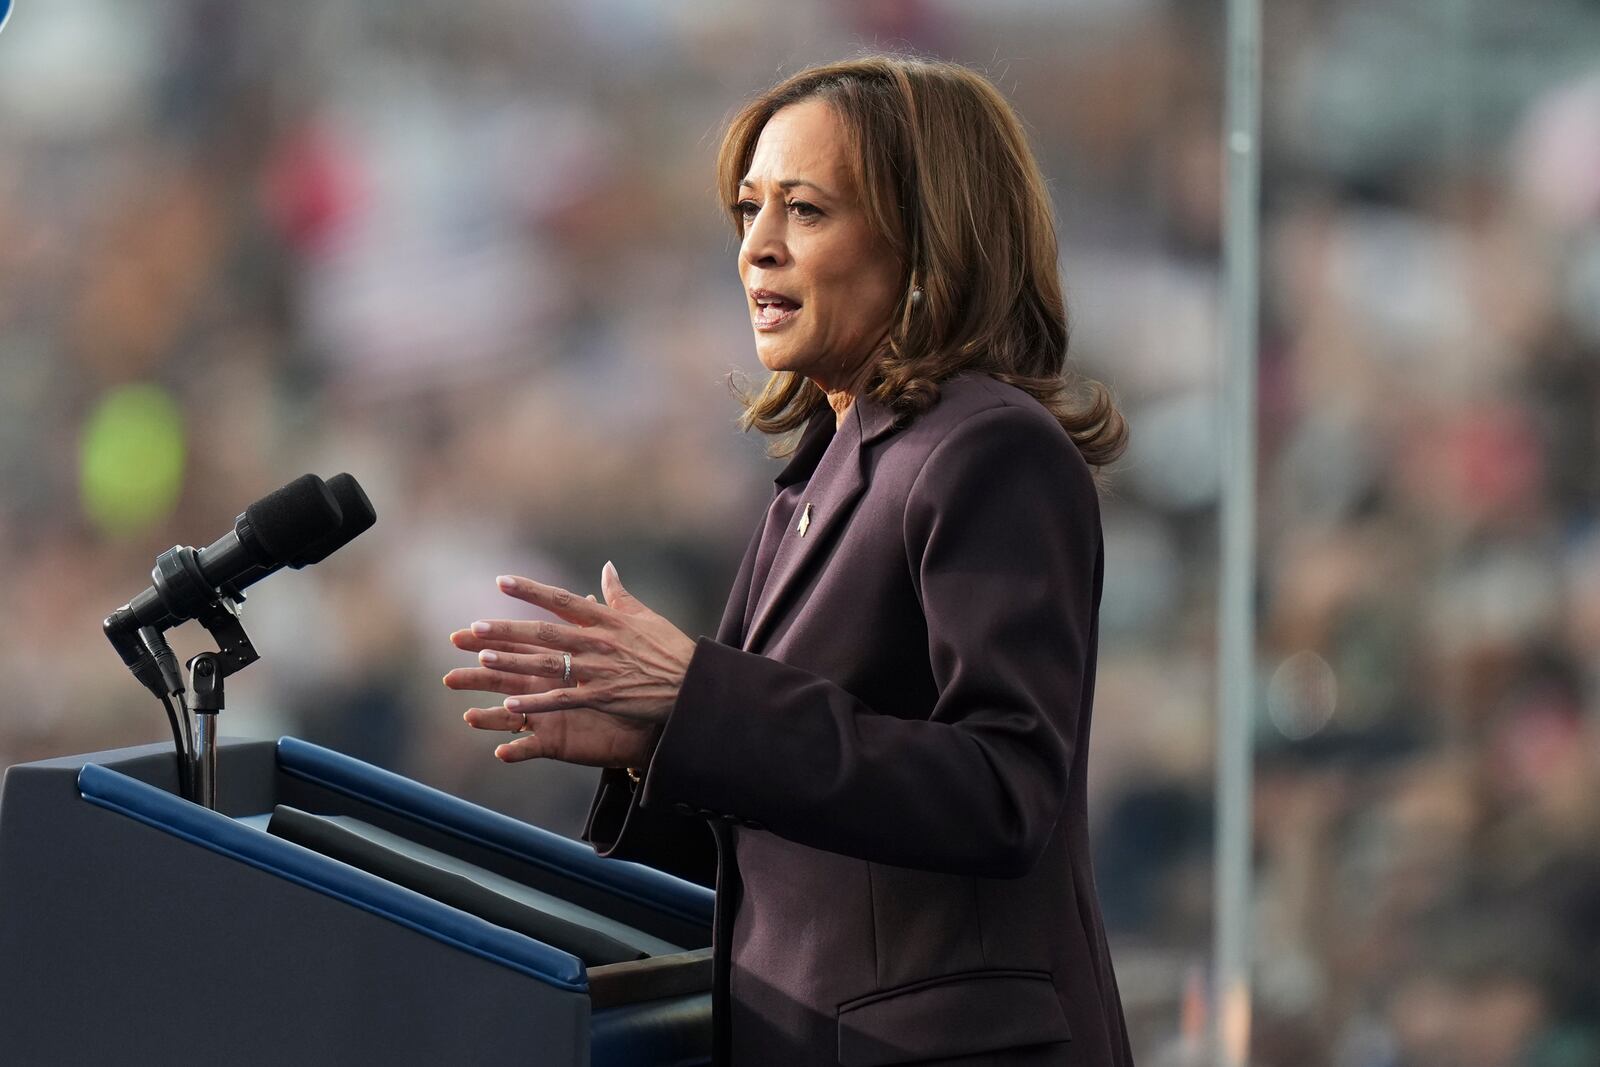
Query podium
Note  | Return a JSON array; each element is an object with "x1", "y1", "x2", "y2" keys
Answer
[{"x1": 0, "y1": 737, "x2": 714, "y2": 1066}]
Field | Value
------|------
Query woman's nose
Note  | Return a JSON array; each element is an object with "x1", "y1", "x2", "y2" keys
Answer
[{"x1": 740, "y1": 206, "x2": 789, "y2": 269}]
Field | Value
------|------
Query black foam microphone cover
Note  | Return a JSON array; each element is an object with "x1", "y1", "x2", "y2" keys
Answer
[
  {"x1": 239, "y1": 474, "x2": 342, "y2": 565},
  {"x1": 289, "y1": 473, "x2": 377, "y2": 568}
]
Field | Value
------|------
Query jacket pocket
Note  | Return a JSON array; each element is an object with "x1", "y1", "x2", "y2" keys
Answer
[{"x1": 836, "y1": 969, "x2": 1071, "y2": 1066}]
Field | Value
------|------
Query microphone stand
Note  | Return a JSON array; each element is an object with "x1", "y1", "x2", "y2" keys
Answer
[
  {"x1": 107, "y1": 550, "x2": 263, "y2": 809},
  {"x1": 184, "y1": 593, "x2": 259, "y2": 810},
  {"x1": 187, "y1": 653, "x2": 224, "y2": 810}
]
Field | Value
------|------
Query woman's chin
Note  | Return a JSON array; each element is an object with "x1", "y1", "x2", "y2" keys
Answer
[{"x1": 754, "y1": 344, "x2": 811, "y2": 376}]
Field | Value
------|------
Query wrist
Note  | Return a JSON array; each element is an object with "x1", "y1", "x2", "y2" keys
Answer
[{"x1": 624, "y1": 706, "x2": 672, "y2": 787}]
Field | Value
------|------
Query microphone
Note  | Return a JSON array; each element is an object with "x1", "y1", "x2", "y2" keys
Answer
[
  {"x1": 103, "y1": 474, "x2": 342, "y2": 646},
  {"x1": 297, "y1": 473, "x2": 377, "y2": 563},
  {"x1": 103, "y1": 472, "x2": 378, "y2": 696},
  {"x1": 226, "y1": 472, "x2": 378, "y2": 591},
  {"x1": 103, "y1": 473, "x2": 377, "y2": 805}
]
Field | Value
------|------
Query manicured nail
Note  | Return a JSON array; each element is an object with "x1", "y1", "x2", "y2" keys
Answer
[
  {"x1": 496, "y1": 575, "x2": 516, "y2": 590},
  {"x1": 479, "y1": 650, "x2": 499, "y2": 664},
  {"x1": 472, "y1": 621, "x2": 491, "y2": 635},
  {"x1": 504, "y1": 697, "x2": 523, "y2": 710}
]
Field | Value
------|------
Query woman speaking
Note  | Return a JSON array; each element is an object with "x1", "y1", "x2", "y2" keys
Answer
[{"x1": 446, "y1": 55, "x2": 1133, "y2": 1066}]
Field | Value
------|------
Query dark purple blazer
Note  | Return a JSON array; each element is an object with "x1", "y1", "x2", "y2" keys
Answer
[{"x1": 583, "y1": 373, "x2": 1133, "y2": 1066}]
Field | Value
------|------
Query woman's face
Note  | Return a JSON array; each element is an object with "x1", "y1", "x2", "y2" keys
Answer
[{"x1": 736, "y1": 99, "x2": 902, "y2": 393}]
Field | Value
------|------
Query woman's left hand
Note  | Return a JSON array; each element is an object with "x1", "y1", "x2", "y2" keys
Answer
[{"x1": 444, "y1": 561, "x2": 697, "y2": 766}]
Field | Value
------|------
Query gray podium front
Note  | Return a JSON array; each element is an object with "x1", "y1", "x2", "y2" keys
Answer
[{"x1": 0, "y1": 737, "x2": 714, "y2": 1066}]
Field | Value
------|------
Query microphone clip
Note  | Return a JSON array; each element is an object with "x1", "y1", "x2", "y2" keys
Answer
[{"x1": 189, "y1": 594, "x2": 259, "y2": 680}]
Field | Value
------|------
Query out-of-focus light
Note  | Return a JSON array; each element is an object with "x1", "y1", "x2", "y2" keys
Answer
[
  {"x1": 79, "y1": 384, "x2": 185, "y2": 537},
  {"x1": 1266, "y1": 649, "x2": 1338, "y2": 740}
]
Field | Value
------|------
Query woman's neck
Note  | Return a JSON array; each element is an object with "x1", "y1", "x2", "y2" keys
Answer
[
  {"x1": 826, "y1": 388, "x2": 855, "y2": 429},
  {"x1": 821, "y1": 357, "x2": 877, "y2": 429}
]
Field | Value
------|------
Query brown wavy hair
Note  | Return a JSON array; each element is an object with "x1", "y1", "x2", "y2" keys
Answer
[{"x1": 718, "y1": 54, "x2": 1127, "y2": 470}]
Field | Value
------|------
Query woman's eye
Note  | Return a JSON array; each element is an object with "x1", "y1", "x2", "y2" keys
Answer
[{"x1": 734, "y1": 198, "x2": 821, "y2": 227}]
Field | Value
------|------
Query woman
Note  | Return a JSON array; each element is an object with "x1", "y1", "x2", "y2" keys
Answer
[{"x1": 446, "y1": 55, "x2": 1133, "y2": 1066}]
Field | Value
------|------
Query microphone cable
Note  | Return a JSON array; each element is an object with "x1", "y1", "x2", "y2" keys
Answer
[
  {"x1": 158, "y1": 691, "x2": 192, "y2": 799},
  {"x1": 138, "y1": 627, "x2": 193, "y2": 797}
]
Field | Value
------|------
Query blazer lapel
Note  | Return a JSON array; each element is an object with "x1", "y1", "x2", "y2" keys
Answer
[
  {"x1": 715, "y1": 521, "x2": 764, "y2": 646},
  {"x1": 743, "y1": 397, "x2": 900, "y2": 653}
]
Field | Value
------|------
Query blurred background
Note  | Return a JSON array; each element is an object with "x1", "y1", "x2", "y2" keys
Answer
[{"x1": 3, "y1": 1, "x2": 1600, "y2": 1063}]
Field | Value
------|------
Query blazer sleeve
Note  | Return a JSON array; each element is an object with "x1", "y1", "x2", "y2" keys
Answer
[
  {"x1": 580, "y1": 768, "x2": 719, "y2": 889},
  {"x1": 636, "y1": 405, "x2": 1101, "y2": 879}
]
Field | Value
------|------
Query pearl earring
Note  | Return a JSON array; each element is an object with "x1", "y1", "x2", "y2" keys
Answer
[{"x1": 909, "y1": 286, "x2": 924, "y2": 306}]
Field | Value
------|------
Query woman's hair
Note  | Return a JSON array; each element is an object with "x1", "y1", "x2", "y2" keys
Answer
[{"x1": 717, "y1": 54, "x2": 1127, "y2": 470}]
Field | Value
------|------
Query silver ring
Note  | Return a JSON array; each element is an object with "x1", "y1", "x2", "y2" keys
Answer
[{"x1": 561, "y1": 652, "x2": 573, "y2": 686}]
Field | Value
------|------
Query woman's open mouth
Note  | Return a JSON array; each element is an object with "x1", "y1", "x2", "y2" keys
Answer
[{"x1": 751, "y1": 289, "x2": 802, "y2": 331}]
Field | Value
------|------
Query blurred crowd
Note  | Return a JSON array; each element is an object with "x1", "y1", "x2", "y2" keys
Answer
[{"x1": 2, "y1": 1, "x2": 1599, "y2": 1063}]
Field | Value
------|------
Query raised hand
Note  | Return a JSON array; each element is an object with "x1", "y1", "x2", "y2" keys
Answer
[{"x1": 444, "y1": 561, "x2": 697, "y2": 768}]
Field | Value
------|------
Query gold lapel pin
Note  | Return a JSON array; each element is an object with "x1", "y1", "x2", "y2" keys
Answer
[{"x1": 797, "y1": 501, "x2": 813, "y2": 537}]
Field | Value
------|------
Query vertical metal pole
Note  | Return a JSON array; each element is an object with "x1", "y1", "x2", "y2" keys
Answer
[
  {"x1": 194, "y1": 712, "x2": 218, "y2": 810},
  {"x1": 188, "y1": 653, "x2": 224, "y2": 811},
  {"x1": 1213, "y1": 0, "x2": 1261, "y2": 1064}
]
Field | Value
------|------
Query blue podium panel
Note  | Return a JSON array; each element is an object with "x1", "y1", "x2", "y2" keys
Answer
[{"x1": 0, "y1": 738, "x2": 714, "y2": 1066}]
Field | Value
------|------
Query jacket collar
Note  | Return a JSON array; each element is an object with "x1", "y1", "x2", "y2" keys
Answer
[
  {"x1": 774, "y1": 405, "x2": 836, "y2": 488},
  {"x1": 854, "y1": 388, "x2": 902, "y2": 447},
  {"x1": 772, "y1": 390, "x2": 902, "y2": 489}
]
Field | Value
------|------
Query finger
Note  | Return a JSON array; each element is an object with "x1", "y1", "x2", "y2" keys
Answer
[
  {"x1": 492, "y1": 710, "x2": 627, "y2": 766},
  {"x1": 601, "y1": 560, "x2": 645, "y2": 615},
  {"x1": 503, "y1": 685, "x2": 603, "y2": 717},
  {"x1": 470, "y1": 618, "x2": 606, "y2": 654},
  {"x1": 444, "y1": 667, "x2": 562, "y2": 696},
  {"x1": 495, "y1": 575, "x2": 607, "y2": 626},
  {"x1": 476, "y1": 648, "x2": 591, "y2": 682},
  {"x1": 463, "y1": 705, "x2": 533, "y2": 732},
  {"x1": 494, "y1": 735, "x2": 542, "y2": 762},
  {"x1": 450, "y1": 630, "x2": 547, "y2": 656}
]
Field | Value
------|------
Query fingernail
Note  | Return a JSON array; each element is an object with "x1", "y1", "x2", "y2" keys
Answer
[
  {"x1": 479, "y1": 650, "x2": 499, "y2": 664},
  {"x1": 472, "y1": 621, "x2": 491, "y2": 635},
  {"x1": 496, "y1": 575, "x2": 516, "y2": 590},
  {"x1": 504, "y1": 697, "x2": 522, "y2": 710}
]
